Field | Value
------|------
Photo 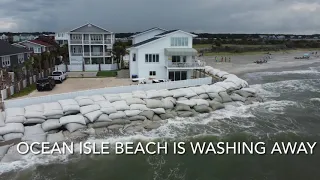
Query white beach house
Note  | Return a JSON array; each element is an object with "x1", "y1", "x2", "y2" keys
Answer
[
  {"x1": 67, "y1": 23, "x2": 116, "y2": 69},
  {"x1": 54, "y1": 32, "x2": 69, "y2": 46},
  {"x1": 128, "y1": 29, "x2": 205, "y2": 81}
]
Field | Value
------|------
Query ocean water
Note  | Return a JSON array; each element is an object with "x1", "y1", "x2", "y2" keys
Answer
[{"x1": 1, "y1": 64, "x2": 320, "y2": 180}]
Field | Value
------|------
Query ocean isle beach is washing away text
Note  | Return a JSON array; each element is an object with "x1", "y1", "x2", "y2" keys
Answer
[{"x1": 16, "y1": 141, "x2": 317, "y2": 155}]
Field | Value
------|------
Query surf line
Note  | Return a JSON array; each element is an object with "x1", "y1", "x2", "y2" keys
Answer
[{"x1": 175, "y1": 142, "x2": 317, "y2": 155}]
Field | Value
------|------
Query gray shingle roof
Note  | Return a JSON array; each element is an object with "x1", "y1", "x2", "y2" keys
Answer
[
  {"x1": 131, "y1": 37, "x2": 161, "y2": 47},
  {"x1": 131, "y1": 27, "x2": 166, "y2": 37},
  {"x1": 155, "y1": 30, "x2": 179, "y2": 36},
  {"x1": 0, "y1": 40, "x2": 31, "y2": 56}
]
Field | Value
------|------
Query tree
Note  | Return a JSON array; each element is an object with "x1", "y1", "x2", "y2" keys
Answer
[{"x1": 112, "y1": 41, "x2": 127, "y2": 70}]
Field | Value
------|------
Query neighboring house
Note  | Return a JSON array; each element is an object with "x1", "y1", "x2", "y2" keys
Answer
[
  {"x1": 55, "y1": 32, "x2": 69, "y2": 46},
  {"x1": 12, "y1": 34, "x2": 38, "y2": 43},
  {"x1": 0, "y1": 34, "x2": 8, "y2": 41},
  {"x1": 0, "y1": 40, "x2": 32, "y2": 70},
  {"x1": 130, "y1": 27, "x2": 167, "y2": 44},
  {"x1": 13, "y1": 40, "x2": 55, "y2": 54},
  {"x1": 128, "y1": 29, "x2": 205, "y2": 81},
  {"x1": 67, "y1": 23, "x2": 115, "y2": 65}
]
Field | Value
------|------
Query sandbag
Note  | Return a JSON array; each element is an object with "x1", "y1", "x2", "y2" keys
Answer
[
  {"x1": 24, "y1": 118, "x2": 46, "y2": 124},
  {"x1": 120, "y1": 93, "x2": 133, "y2": 99},
  {"x1": 190, "y1": 86, "x2": 206, "y2": 95},
  {"x1": 234, "y1": 90, "x2": 253, "y2": 98},
  {"x1": 108, "y1": 124, "x2": 124, "y2": 130},
  {"x1": 219, "y1": 91, "x2": 232, "y2": 103},
  {"x1": 90, "y1": 95, "x2": 106, "y2": 102},
  {"x1": 128, "y1": 116, "x2": 146, "y2": 121},
  {"x1": 230, "y1": 93, "x2": 246, "y2": 102},
  {"x1": 194, "y1": 105, "x2": 211, "y2": 113},
  {"x1": 166, "y1": 109, "x2": 178, "y2": 117},
  {"x1": 111, "y1": 101, "x2": 130, "y2": 111},
  {"x1": 109, "y1": 111, "x2": 126, "y2": 119},
  {"x1": 23, "y1": 124, "x2": 46, "y2": 145},
  {"x1": 139, "y1": 110, "x2": 154, "y2": 120},
  {"x1": 183, "y1": 88, "x2": 197, "y2": 98},
  {"x1": 200, "y1": 84, "x2": 210, "y2": 92},
  {"x1": 43, "y1": 102, "x2": 63, "y2": 117},
  {"x1": 199, "y1": 93, "x2": 209, "y2": 99},
  {"x1": 132, "y1": 91, "x2": 147, "y2": 99},
  {"x1": 209, "y1": 101, "x2": 225, "y2": 110},
  {"x1": 206, "y1": 84, "x2": 226, "y2": 94},
  {"x1": 175, "y1": 104, "x2": 191, "y2": 111},
  {"x1": 125, "y1": 98, "x2": 146, "y2": 105},
  {"x1": 24, "y1": 124, "x2": 45, "y2": 135},
  {"x1": 145, "y1": 99, "x2": 163, "y2": 109},
  {"x1": 42, "y1": 119, "x2": 61, "y2": 132},
  {"x1": 46, "y1": 115, "x2": 63, "y2": 119},
  {"x1": 193, "y1": 99, "x2": 209, "y2": 106},
  {"x1": 96, "y1": 114, "x2": 112, "y2": 122},
  {"x1": 130, "y1": 104, "x2": 149, "y2": 111},
  {"x1": 25, "y1": 104, "x2": 43, "y2": 112},
  {"x1": 5, "y1": 108, "x2": 25, "y2": 123},
  {"x1": 146, "y1": 90, "x2": 161, "y2": 99},
  {"x1": 124, "y1": 110, "x2": 142, "y2": 117},
  {"x1": 3, "y1": 133, "x2": 23, "y2": 141},
  {"x1": 216, "y1": 71, "x2": 229, "y2": 78},
  {"x1": 89, "y1": 119, "x2": 130, "y2": 128},
  {"x1": 101, "y1": 107, "x2": 117, "y2": 114},
  {"x1": 162, "y1": 99, "x2": 174, "y2": 109},
  {"x1": 144, "y1": 122, "x2": 161, "y2": 130},
  {"x1": 65, "y1": 123, "x2": 86, "y2": 133},
  {"x1": 58, "y1": 99, "x2": 80, "y2": 115},
  {"x1": 158, "y1": 89, "x2": 174, "y2": 97},
  {"x1": 160, "y1": 113, "x2": 175, "y2": 120},
  {"x1": 152, "y1": 108, "x2": 166, "y2": 114},
  {"x1": 0, "y1": 144, "x2": 13, "y2": 160},
  {"x1": 0, "y1": 123, "x2": 24, "y2": 135},
  {"x1": 208, "y1": 93, "x2": 223, "y2": 102},
  {"x1": 177, "y1": 100, "x2": 196, "y2": 107},
  {"x1": 0, "y1": 113, "x2": 5, "y2": 127},
  {"x1": 171, "y1": 89, "x2": 187, "y2": 98},
  {"x1": 177, "y1": 97, "x2": 188, "y2": 101},
  {"x1": 24, "y1": 104, "x2": 45, "y2": 119},
  {"x1": 215, "y1": 82, "x2": 237, "y2": 91},
  {"x1": 177, "y1": 111, "x2": 194, "y2": 117},
  {"x1": 75, "y1": 96, "x2": 94, "y2": 106},
  {"x1": 80, "y1": 104, "x2": 101, "y2": 115},
  {"x1": 60, "y1": 115, "x2": 86, "y2": 125},
  {"x1": 163, "y1": 97, "x2": 176, "y2": 105},
  {"x1": 189, "y1": 95, "x2": 200, "y2": 100},
  {"x1": 84, "y1": 110, "x2": 103, "y2": 122},
  {"x1": 47, "y1": 131, "x2": 65, "y2": 144},
  {"x1": 104, "y1": 94, "x2": 121, "y2": 102},
  {"x1": 97, "y1": 100, "x2": 112, "y2": 108},
  {"x1": 152, "y1": 115, "x2": 162, "y2": 121},
  {"x1": 241, "y1": 88, "x2": 257, "y2": 94}
]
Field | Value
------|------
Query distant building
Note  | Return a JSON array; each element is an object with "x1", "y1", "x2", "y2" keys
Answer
[
  {"x1": 55, "y1": 32, "x2": 69, "y2": 46},
  {"x1": 13, "y1": 40, "x2": 55, "y2": 54},
  {"x1": 12, "y1": 34, "x2": 38, "y2": 43},
  {"x1": 0, "y1": 34, "x2": 8, "y2": 41}
]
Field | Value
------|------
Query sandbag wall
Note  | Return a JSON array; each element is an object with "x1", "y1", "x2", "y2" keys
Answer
[{"x1": 0, "y1": 66, "x2": 261, "y2": 162}]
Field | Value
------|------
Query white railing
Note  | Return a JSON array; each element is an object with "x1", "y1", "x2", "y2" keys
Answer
[
  {"x1": 83, "y1": 40, "x2": 90, "y2": 44},
  {"x1": 55, "y1": 64, "x2": 118, "y2": 72},
  {"x1": 104, "y1": 39, "x2": 111, "y2": 44},
  {"x1": 3, "y1": 77, "x2": 212, "y2": 108},
  {"x1": 71, "y1": 53, "x2": 83, "y2": 56},
  {"x1": 84, "y1": 52, "x2": 90, "y2": 56},
  {"x1": 167, "y1": 61, "x2": 206, "y2": 68},
  {"x1": 91, "y1": 52, "x2": 103, "y2": 56},
  {"x1": 91, "y1": 40, "x2": 103, "y2": 44},
  {"x1": 70, "y1": 40, "x2": 82, "y2": 44}
]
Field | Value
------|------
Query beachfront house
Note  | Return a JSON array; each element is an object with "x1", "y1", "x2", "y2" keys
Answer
[
  {"x1": 55, "y1": 32, "x2": 69, "y2": 46},
  {"x1": 131, "y1": 27, "x2": 167, "y2": 45},
  {"x1": 0, "y1": 40, "x2": 32, "y2": 71},
  {"x1": 128, "y1": 29, "x2": 205, "y2": 81},
  {"x1": 13, "y1": 40, "x2": 55, "y2": 54},
  {"x1": 67, "y1": 23, "x2": 116, "y2": 68}
]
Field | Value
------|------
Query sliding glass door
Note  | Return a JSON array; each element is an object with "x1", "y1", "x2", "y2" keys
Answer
[{"x1": 169, "y1": 71, "x2": 188, "y2": 81}]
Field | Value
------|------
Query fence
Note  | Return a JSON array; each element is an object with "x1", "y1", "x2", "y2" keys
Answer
[
  {"x1": 3, "y1": 77, "x2": 212, "y2": 108},
  {"x1": 55, "y1": 64, "x2": 118, "y2": 72}
]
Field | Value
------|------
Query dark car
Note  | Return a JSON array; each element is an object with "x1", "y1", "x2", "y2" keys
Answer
[{"x1": 36, "y1": 77, "x2": 56, "y2": 91}]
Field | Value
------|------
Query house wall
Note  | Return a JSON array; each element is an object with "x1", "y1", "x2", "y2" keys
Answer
[
  {"x1": 131, "y1": 31, "x2": 194, "y2": 79},
  {"x1": 129, "y1": 48, "x2": 138, "y2": 78},
  {"x1": 133, "y1": 29, "x2": 166, "y2": 44},
  {"x1": 0, "y1": 52, "x2": 30, "y2": 69},
  {"x1": 55, "y1": 32, "x2": 69, "y2": 41},
  {"x1": 20, "y1": 42, "x2": 45, "y2": 54}
]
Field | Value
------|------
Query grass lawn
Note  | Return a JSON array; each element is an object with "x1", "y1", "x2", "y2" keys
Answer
[
  {"x1": 96, "y1": 71, "x2": 118, "y2": 77},
  {"x1": 9, "y1": 84, "x2": 36, "y2": 99}
]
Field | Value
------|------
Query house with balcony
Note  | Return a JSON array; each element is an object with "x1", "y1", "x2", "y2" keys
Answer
[
  {"x1": 128, "y1": 29, "x2": 205, "y2": 81},
  {"x1": 55, "y1": 32, "x2": 69, "y2": 46},
  {"x1": 12, "y1": 40, "x2": 55, "y2": 54},
  {"x1": 67, "y1": 23, "x2": 115, "y2": 67}
]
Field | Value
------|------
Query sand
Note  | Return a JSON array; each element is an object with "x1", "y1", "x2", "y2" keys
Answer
[{"x1": 201, "y1": 51, "x2": 320, "y2": 75}]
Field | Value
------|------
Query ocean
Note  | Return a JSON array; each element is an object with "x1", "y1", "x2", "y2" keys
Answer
[{"x1": 1, "y1": 64, "x2": 320, "y2": 180}]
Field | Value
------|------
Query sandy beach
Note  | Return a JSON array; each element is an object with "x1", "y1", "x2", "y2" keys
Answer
[{"x1": 202, "y1": 51, "x2": 320, "y2": 75}]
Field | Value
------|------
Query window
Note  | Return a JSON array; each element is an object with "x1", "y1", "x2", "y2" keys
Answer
[
  {"x1": 149, "y1": 71, "x2": 156, "y2": 76},
  {"x1": 18, "y1": 54, "x2": 24, "y2": 63},
  {"x1": 1, "y1": 56, "x2": 10, "y2": 67},
  {"x1": 171, "y1": 37, "x2": 188, "y2": 47},
  {"x1": 145, "y1": 54, "x2": 159, "y2": 63},
  {"x1": 133, "y1": 53, "x2": 136, "y2": 61}
]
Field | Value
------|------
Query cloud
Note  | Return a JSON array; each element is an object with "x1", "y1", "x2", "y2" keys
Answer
[{"x1": 0, "y1": 0, "x2": 319, "y2": 34}]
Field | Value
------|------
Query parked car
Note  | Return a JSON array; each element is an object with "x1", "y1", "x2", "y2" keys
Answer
[
  {"x1": 36, "y1": 77, "x2": 56, "y2": 91},
  {"x1": 50, "y1": 70, "x2": 67, "y2": 83}
]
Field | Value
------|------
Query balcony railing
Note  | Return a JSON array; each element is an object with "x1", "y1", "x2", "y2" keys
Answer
[
  {"x1": 84, "y1": 52, "x2": 90, "y2": 56},
  {"x1": 70, "y1": 40, "x2": 82, "y2": 44},
  {"x1": 71, "y1": 53, "x2": 83, "y2": 56},
  {"x1": 83, "y1": 40, "x2": 90, "y2": 44},
  {"x1": 167, "y1": 61, "x2": 206, "y2": 68},
  {"x1": 104, "y1": 39, "x2": 111, "y2": 44},
  {"x1": 91, "y1": 52, "x2": 103, "y2": 56},
  {"x1": 72, "y1": 52, "x2": 112, "y2": 56},
  {"x1": 91, "y1": 40, "x2": 103, "y2": 44},
  {"x1": 105, "y1": 52, "x2": 111, "y2": 56}
]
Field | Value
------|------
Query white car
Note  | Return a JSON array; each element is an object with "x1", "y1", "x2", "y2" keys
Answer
[{"x1": 50, "y1": 71, "x2": 67, "y2": 83}]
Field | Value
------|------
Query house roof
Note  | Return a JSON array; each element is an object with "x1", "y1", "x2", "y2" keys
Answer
[
  {"x1": 0, "y1": 40, "x2": 32, "y2": 56},
  {"x1": 131, "y1": 37, "x2": 161, "y2": 47},
  {"x1": 69, "y1": 23, "x2": 113, "y2": 33},
  {"x1": 29, "y1": 40, "x2": 53, "y2": 47},
  {"x1": 155, "y1": 30, "x2": 179, "y2": 36},
  {"x1": 130, "y1": 27, "x2": 167, "y2": 38}
]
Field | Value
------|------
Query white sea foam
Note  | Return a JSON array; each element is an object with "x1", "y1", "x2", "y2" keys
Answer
[
  {"x1": 259, "y1": 79, "x2": 320, "y2": 93},
  {"x1": 310, "y1": 98, "x2": 320, "y2": 102},
  {"x1": 246, "y1": 66, "x2": 320, "y2": 78}
]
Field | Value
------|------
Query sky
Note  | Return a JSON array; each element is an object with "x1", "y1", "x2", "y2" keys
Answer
[{"x1": 0, "y1": 0, "x2": 319, "y2": 34}]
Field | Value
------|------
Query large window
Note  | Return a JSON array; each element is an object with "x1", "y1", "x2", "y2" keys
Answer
[
  {"x1": 149, "y1": 71, "x2": 156, "y2": 76},
  {"x1": 168, "y1": 71, "x2": 188, "y2": 81},
  {"x1": 171, "y1": 37, "x2": 188, "y2": 47},
  {"x1": 1, "y1": 56, "x2": 10, "y2": 67},
  {"x1": 145, "y1": 54, "x2": 159, "y2": 63}
]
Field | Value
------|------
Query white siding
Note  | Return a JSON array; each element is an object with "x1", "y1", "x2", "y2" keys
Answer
[{"x1": 132, "y1": 29, "x2": 166, "y2": 44}]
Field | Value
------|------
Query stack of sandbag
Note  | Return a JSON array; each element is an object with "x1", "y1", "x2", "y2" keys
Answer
[
  {"x1": 22, "y1": 124, "x2": 46, "y2": 147},
  {"x1": 192, "y1": 99, "x2": 211, "y2": 113},
  {"x1": 104, "y1": 94, "x2": 121, "y2": 103},
  {"x1": 0, "y1": 123, "x2": 24, "y2": 141},
  {"x1": 146, "y1": 90, "x2": 162, "y2": 99},
  {"x1": 24, "y1": 104, "x2": 46, "y2": 124},
  {"x1": 80, "y1": 104, "x2": 102, "y2": 123},
  {"x1": 4, "y1": 107, "x2": 25, "y2": 124},
  {"x1": 60, "y1": 114, "x2": 86, "y2": 132},
  {"x1": 132, "y1": 90, "x2": 147, "y2": 99},
  {"x1": 43, "y1": 102, "x2": 64, "y2": 119},
  {"x1": 189, "y1": 86, "x2": 209, "y2": 100},
  {"x1": 175, "y1": 100, "x2": 194, "y2": 117},
  {"x1": 75, "y1": 96, "x2": 94, "y2": 107},
  {"x1": 90, "y1": 95, "x2": 106, "y2": 103},
  {"x1": 143, "y1": 99, "x2": 166, "y2": 121},
  {"x1": 58, "y1": 99, "x2": 80, "y2": 115}
]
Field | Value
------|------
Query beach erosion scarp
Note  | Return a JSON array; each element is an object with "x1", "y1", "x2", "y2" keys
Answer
[{"x1": 0, "y1": 65, "x2": 262, "y2": 165}]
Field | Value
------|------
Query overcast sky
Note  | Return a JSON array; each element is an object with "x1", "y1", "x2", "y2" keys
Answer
[{"x1": 0, "y1": 0, "x2": 319, "y2": 34}]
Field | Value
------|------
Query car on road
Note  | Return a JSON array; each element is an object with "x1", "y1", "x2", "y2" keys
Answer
[
  {"x1": 50, "y1": 70, "x2": 67, "y2": 83},
  {"x1": 36, "y1": 77, "x2": 56, "y2": 91}
]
